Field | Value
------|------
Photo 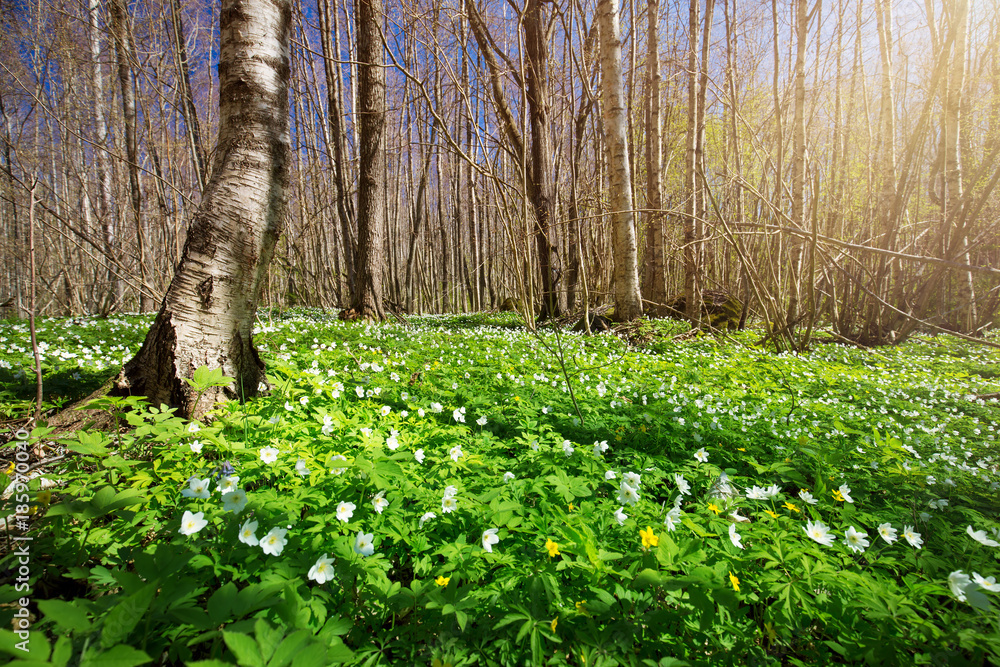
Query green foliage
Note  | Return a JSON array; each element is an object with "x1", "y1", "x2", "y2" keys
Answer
[{"x1": 1, "y1": 311, "x2": 998, "y2": 666}]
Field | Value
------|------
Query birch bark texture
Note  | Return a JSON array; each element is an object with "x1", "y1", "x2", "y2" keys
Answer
[
  {"x1": 117, "y1": 0, "x2": 291, "y2": 419},
  {"x1": 598, "y1": 0, "x2": 642, "y2": 321}
]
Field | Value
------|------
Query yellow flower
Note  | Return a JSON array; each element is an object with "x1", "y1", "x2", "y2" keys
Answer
[
  {"x1": 783, "y1": 501, "x2": 799, "y2": 513},
  {"x1": 3, "y1": 461, "x2": 13, "y2": 475},
  {"x1": 568, "y1": 503, "x2": 575, "y2": 512},
  {"x1": 435, "y1": 576, "x2": 450, "y2": 587},
  {"x1": 545, "y1": 539, "x2": 560, "y2": 558},
  {"x1": 640, "y1": 425, "x2": 647, "y2": 433},
  {"x1": 832, "y1": 489, "x2": 845, "y2": 502},
  {"x1": 550, "y1": 617, "x2": 558, "y2": 632},
  {"x1": 708, "y1": 502, "x2": 721, "y2": 515},
  {"x1": 575, "y1": 600, "x2": 588, "y2": 615},
  {"x1": 737, "y1": 447, "x2": 746, "y2": 452},
  {"x1": 640, "y1": 526, "x2": 659, "y2": 549},
  {"x1": 36, "y1": 490, "x2": 52, "y2": 506},
  {"x1": 729, "y1": 571, "x2": 740, "y2": 592},
  {"x1": 764, "y1": 510, "x2": 779, "y2": 519}
]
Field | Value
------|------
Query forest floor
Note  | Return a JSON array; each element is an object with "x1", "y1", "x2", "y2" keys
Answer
[{"x1": 1, "y1": 309, "x2": 999, "y2": 666}]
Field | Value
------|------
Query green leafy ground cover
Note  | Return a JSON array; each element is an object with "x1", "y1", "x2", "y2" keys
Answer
[{"x1": 1, "y1": 310, "x2": 999, "y2": 666}]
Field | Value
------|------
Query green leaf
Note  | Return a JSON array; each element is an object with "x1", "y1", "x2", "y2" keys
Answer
[
  {"x1": 100, "y1": 584, "x2": 157, "y2": 649},
  {"x1": 289, "y1": 644, "x2": 327, "y2": 667},
  {"x1": 207, "y1": 582, "x2": 238, "y2": 626},
  {"x1": 66, "y1": 430, "x2": 110, "y2": 455},
  {"x1": 222, "y1": 632, "x2": 264, "y2": 667},
  {"x1": 0, "y1": 629, "x2": 49, "y2": 661},
  {"x1": 266, "y1": 629, "x2": 311, "y2": 667},
  {"x1": 80, "y1": 645, "x2": 152, "y2": 667},
  {"x1": 254, "y1": 619, "x2": 283, "y2": 664},
  {"x1": 37, "y1": 599, "x2": 91, "y2": 633}
]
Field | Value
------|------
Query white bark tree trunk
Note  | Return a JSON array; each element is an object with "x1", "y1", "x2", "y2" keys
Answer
[
  {"x1": 117, "y1": 0, "x2": 291, "y2": 419},
  {"x1": 599, "y1": 0, "x2": 642, "y2": 321}
]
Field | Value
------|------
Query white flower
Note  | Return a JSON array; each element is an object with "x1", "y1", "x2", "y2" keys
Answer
[
  {"x1": 593, "y1": 440, "x2": 609, "y2": 456},
  {"x1": 414, "y1": 449, "x2": 425, "y2": 463},
  {"x1": 442, "y1": 495, "x2": 458, "y2": 513},
  {"x1": 503, "y1": 472, "x2": 515, "y2": 483},
  {"x1": 674, "y1": 474, "x2": 690, "y2": 496},
  {"x1": 730, "y1": 509, "x2": 749, "y2": 523},
  {"x1": 419, "y1": 511, "x2": 436, "y2": 527},
  {"x1": 804, "y1": 520, "x2": 835, "y2": 547},
  {"x1": 381, "y1": 405, "x2": 391, "y2": 416},
  {"x1": 798, "y1": 490, "x2": 817, "y2": 505},
  {"x1": 562, "y1": 441, "x2": 574, "y2": 456},
  {"x1": 449, "y1": 444, "x2": 463, "y2": 462},
  {"x1": 299, "y1": 396, "x2": 309, "y2": 406},
  {"x1": 919, "y1": 512, "x2": 932, "y2": 522},
  {"x1": 453, "y1": 408, "x2": 466, "y2": 423},
  {"x1": 928, "y1": 498, "x2": 948, "y2": 510},
  {"x1": 617, "y1": 481, "x2": 640, "y2": 505},
  {"x1": 762, "y1": 484, "x2": 781, "y2": 499},
  {"x1": 972, "y1": 572, "x2": 1000, "y2": 592},
  {"x1": 179, "y1": 510, "x2": 208, "y2": 536},
  {"x1": 729, "y1": 524, "x2": 744, "y2": 549},
  {"x1": 259, "y1": 446, "x2": 279, "y2": 464},
  {"x1": 418, "y1": 408, "x2": 426, "y2": 417},
  {"x1": 329, "y1": 454, "x2": 348, "y2": 475},
  {"x1": 481, "y1": 528, "x2": 500, "y2": 552},
  {"x1": 188, "y1": 422, "x2": 201, "y2": 433},
  {"x1": 308, "y1": 553, "x2": 336, "y2": 584},
  {"x1": 355, "y1": 385, "x2": 365, "y2": 398},
  {"x1": 838, "y1": 484, "x2": 854, "y2": 503},
  {"x1": 238, "y1": 519, "x2": 259, "y2": 546},
  {"x1": 285, "y1": 401, "x2": 295, "y2": 411},
  {"x1": 181, "y1": 477, "x2": 211, "y2": 499},
  {"x1": 321, "y1": 414, "x2": 334, "y2": 435},
  {"x1": 189, "y1": 440, "x2": 203, "y2": 454},
  {"x1": 295, "y1": 459, "x2": 310, "y2": 477},
  {"x1": 354, "y1": 531, "x2": 375, "y2": 557},
  {"x1": 336, "y1": 501, "x2": 356, "y2": 522},
  {"x1": 902, "y1": 525, "x2": 923, "y2": 548},
  {"x1": 260, "y1": 527, "x2": 288, "y2": 556},
  {"x1": 222, "y1": 489, "x2": 248, "y2": 514},
  {"x1": 623, "y1": 472, "x2": 641, "y2": 488},
  {"x1": 443, "y1": 485, "x2": 458, "y2": 498},
  {"x1": 694, "y1": 448, "x2": 708, "y2": 463},
  {"x1": 372, "y1": 492, "x2": 388, "y2": 514},
  {"x1": 605, "y1": 470, "x2": 617, "y2": 481},
  {"x1": 949, "y1": 570, "x2": 972, "y2": 602},
  {"x1": 844, "y1": 526, "x2": 869, "y2": 553},
  {"x1": 386, "y1": 434, "x2": 399, "y2": 450},
  {"x1": 966, "y1": 525, "x2": 1000, "y2": 547},
  {"x1": 663, "y1": 506, "x2": 681, "y2": 531},
  {"x1": 477, "y1": 415, "x2": 488, "y2": 426},
  {"x1": 431, "y1": 402, "x2": 443, "y2": 413},
  {"x1": 613, "y1": 507, "x2": 628, "y2": 525},
  {"x1": 877, "y1": 523, "x2": 898, "y2": 544},
  {"x1": 745, "y1": 486, "x2": 767, "y2": 500}
]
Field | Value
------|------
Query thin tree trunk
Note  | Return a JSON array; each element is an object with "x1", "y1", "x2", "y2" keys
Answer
[
  {"x1": 110, "y1": 0, "x2": 152, "y2": 312},
  {"x1": 351, "y1": 0, "x2": 387, "y2": 319}
]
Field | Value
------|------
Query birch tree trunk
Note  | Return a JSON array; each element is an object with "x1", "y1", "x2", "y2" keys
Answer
[
  {"x1": 598, "y1": 0, "x2": 642, "y2": 321},
  {"x1": 117, "y1": 0, "x2": 291, "y2": 419}
]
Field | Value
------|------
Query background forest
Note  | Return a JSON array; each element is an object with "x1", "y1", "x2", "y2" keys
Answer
[{"x1": 1, "y1": 0, "x2": 998, "y2": 346}]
